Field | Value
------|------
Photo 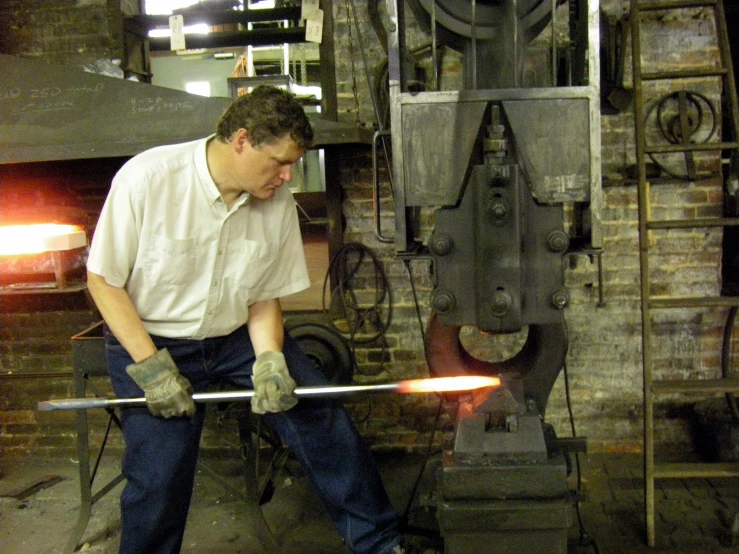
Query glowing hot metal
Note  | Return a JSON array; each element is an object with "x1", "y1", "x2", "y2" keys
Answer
[
  {"x1": 0, "y1": 224, "x2": 86, "y2": 256},
  {"x1": 37, "y1": 376, "x2": 501, "y2": 412},
  {"x1": 396, "y1": 376, "x2": 500, "y2": 394}
]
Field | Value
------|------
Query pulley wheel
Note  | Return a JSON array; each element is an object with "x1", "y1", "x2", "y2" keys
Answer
[
  {"x1": 408, "y1": 0, "x2": 552, "y2": 44},
  {"x1": 287, "y1": 322, "x2": 355, "y2": 385}
]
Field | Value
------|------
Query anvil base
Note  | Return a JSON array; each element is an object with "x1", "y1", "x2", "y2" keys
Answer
[
  {"x1": 439, "y1": 408, "x2": 570, "y2": 554},
  {"x1": 438, "y1": 496, "x2": 570, "y2": 554}
]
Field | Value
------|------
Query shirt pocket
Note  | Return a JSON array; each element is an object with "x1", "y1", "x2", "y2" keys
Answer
[
  {"x1": 231, "y1": 239, "x2": 276, "y2": 289},
  {"x1": 144, "y1": 236, "x2": 196, "y2": 286}
]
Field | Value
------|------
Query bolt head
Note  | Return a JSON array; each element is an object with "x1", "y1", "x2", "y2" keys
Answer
[
  {"x1": 546, "y1": 230, "x2": 570, "y2": 253},
  {"x1": 431, "y1": 291, "x2": 455, "y2": 314},
  {"x1": 486, "y1": 198, "x2": 509, "y2": 225},
  {"x1": 550, "y1": 288, "x2": 570, "y2": 309},
  {"x1": 430, "y1": 234, "x2": 453, "y2": 256},
  {"x1": 490, "y1": 290, "x2": 512, "y2": 316}
]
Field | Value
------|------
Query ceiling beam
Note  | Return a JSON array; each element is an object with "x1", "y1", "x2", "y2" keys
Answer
[
  {"x1": 125, "y1": 7, "x2": 302, "y2": 28},
  {"x1": 146, "y1": 27, "x2": 307, "y2": 51}
]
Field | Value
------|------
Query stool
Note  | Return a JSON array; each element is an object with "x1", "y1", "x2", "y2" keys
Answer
[{"x1": 66, "y1": 321, "x2": 124, "y2": 553}]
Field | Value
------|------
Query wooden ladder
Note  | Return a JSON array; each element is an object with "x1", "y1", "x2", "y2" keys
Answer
[{"x1": 629, "y1": 0, "x2": 739, "y2": 547}]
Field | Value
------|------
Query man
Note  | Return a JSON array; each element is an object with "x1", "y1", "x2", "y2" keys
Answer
[{"x1": 87, "y1": 85, "x2": 405, "y2": 554}]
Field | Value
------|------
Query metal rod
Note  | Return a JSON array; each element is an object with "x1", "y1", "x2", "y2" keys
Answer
[
  {"x1": 51, "y1": 251, "x2": 67, "y2": 289},
  {"x1": 471, "y1": 0, "x2": 477, "y2": 90},
  {"x1": 431, "y1": 0, "x2": 438, "y2": 91},
  {"x1": 551, "y1": 0, "x2": 557, "y2": 86},
  {"x1": 373, "y1": 129, "x2": 394, "y2": 243},
  {"x1": 347, "y1": 0, "x2": 383, "y2": 127},
  {"x1": 37, "y1": 376, "x2": 501, "y2": 412},
  {"x1": 38, "y1": 383, "x2": 399, "y2": 411},
  {"x1": 346, "y1": 0, "x2": 395, "y2": 223}
]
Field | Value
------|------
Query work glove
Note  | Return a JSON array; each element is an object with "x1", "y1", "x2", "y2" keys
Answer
[
  {"x1": 126, "y1": 348, "x2": 196, "y2": 418},
  {"x1": 251, "y1": 351, "x2": 298, "y2": 414}
]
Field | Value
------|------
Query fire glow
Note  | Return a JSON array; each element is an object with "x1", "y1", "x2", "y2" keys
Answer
[
  {"x1": 396, "y1": 376, "x2": 501, "y2": 394},
  {"x1": 0, "y1": 224, "x2": 86, "y2": 256}
]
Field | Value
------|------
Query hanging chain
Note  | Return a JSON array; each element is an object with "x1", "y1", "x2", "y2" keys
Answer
[
  {"x1": 344, "y1": 0, "x2": 361, "y2": 124},
  {"x1": 299, "y1": 43, "x2": 307, "y2": 86}
]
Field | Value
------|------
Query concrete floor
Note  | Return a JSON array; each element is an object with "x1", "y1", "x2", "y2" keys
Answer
[{"x1": 2, "y1": 450, "x2": 739, "y2": 554}]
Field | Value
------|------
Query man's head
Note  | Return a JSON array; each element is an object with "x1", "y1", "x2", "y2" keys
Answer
[
  {"x1": 210, "y1": 86, "x2": 314, "y2": 202},
  {"x1": 216, "y1": 85, "x2": 314, "y2": 150}
]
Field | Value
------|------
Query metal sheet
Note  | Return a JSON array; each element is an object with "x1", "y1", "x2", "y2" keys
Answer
[
  {"x1": 0, "y1": 54, "x2": 373, "y2": 164},
  {"x1": 503, "y1": 99, "x2": 591, "y2": 202},
  {"x1": 0, "y1": 54, "x2": 232, "y2": 163},
  {"x1": 402, "y1": 101, "x2": 487, "y2": 206}
]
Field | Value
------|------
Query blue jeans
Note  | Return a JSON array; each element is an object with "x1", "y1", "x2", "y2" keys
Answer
[{"x1": 104, "y1": 324, "x2": 401, "y2": 554}]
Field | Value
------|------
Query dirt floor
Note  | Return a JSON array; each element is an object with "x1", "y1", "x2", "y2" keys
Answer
[
  {"x1": 0, "y1": 450, "x2": 439, "y2": 554},
  {"x1": 2, "y1": 450, "x2": 739, "y2": 554}
]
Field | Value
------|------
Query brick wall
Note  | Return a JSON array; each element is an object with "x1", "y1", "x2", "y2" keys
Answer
[
  {"x1": 0, "y1": 0, "x2": 735, "y2": 457},
  {"x1": 0, "y1": 0, "x2": 123, "y2": 67},
  {"x1": 329, "y1": 0, "x2": 734, "y2": 456},
  {"x1": 0, "y1": 306, "x2": 100, "y2": 456}
]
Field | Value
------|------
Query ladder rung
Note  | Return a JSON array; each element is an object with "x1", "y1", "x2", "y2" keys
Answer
[
  {"x1": 647, "y1": 217, "x2": 739, "y2": 229},
  {"x1": 637, "y1": 0, "x2": 717, "y2": 11},
  {"x1": 648, "y1": 296, "x2": 739, "y2": 309},
  {"x1": 653, "y1": 462, "x2": 739, "y2": 479},
  {"x1": 640, "y1": 68, "x2": 728, "y2": 81},
  {"x1": 645, "y1": 141, "x2": 739, "y2": 154},
  {"x1": 651, "y1": 378, "x2": 739, "y2": 395}
]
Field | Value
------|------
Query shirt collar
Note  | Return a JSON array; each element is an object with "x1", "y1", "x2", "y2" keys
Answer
[
  {"x1": 194, "y1": 135, "x2": 249, "y2": 209},
  {"x1": 194, "y1": 135, "x2": 223, "y2": 206}
]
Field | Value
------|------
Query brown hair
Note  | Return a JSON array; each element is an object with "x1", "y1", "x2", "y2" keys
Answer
[{"x1": 215, "y1": 85, "x2": 314, "y2": 150}]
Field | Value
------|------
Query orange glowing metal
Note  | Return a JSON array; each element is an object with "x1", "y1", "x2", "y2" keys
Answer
[
  {"x1": 0, "y1": 224, "x2": 86, "y2": 256},
  {"x1": 396, "y1": 376, "x2": 501, "y2": 394}
]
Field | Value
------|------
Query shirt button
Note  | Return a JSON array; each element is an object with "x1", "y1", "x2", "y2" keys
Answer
[
  {"x1": 207, "y1": 310, "x2": 213, "y2": 315},
  {"x1": 218, "y1": 250, "x2": 223, "y2": 255},
  {"x1": 212, "y1": 281, "x2": 218, "y2": 287}
]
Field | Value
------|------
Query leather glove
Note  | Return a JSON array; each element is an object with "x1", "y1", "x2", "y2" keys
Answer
[
  {"x1": 251, "y1": 351, "x2": 298, "y2": 414},
  {"x1": 126, "y1": 348, "x2": 196, "y2": 418}
]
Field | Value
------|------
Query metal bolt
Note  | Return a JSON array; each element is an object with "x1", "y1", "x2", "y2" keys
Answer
[
  {"x1": 490, "y1": 290, "x2": 512, "y2": 317},
  {"x1": 546, "y1": 230, "x2": 570, "y2": 253},
  {"x1": 487, "y1": 197, "x2": 508, "y2": 225},
  {"x1": 431, "y1": 290, "x2": 456, "y2": 314},
  {"x1": 430, "y1": 234, "x2": 453, "y2": 256},
  {"x1": 550, "y1": 288, "x2": 570, "y2": 309}
]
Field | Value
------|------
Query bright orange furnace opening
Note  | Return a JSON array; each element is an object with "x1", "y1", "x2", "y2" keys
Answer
[
  {"x1": 396, "y1": 376, "x2": 501, "y2": 394},
  {"x1": 0, "y1": 224, "x2": 87, "y2": 256}
]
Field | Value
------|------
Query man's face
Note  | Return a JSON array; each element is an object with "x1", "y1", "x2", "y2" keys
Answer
[{"x1": 238, "y1": 132, "x2": 305, "y2": 200}]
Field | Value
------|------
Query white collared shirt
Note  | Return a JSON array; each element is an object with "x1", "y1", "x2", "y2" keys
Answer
[{"x1": 87, "y1": 136, "x2": 310, "y2": 339}]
